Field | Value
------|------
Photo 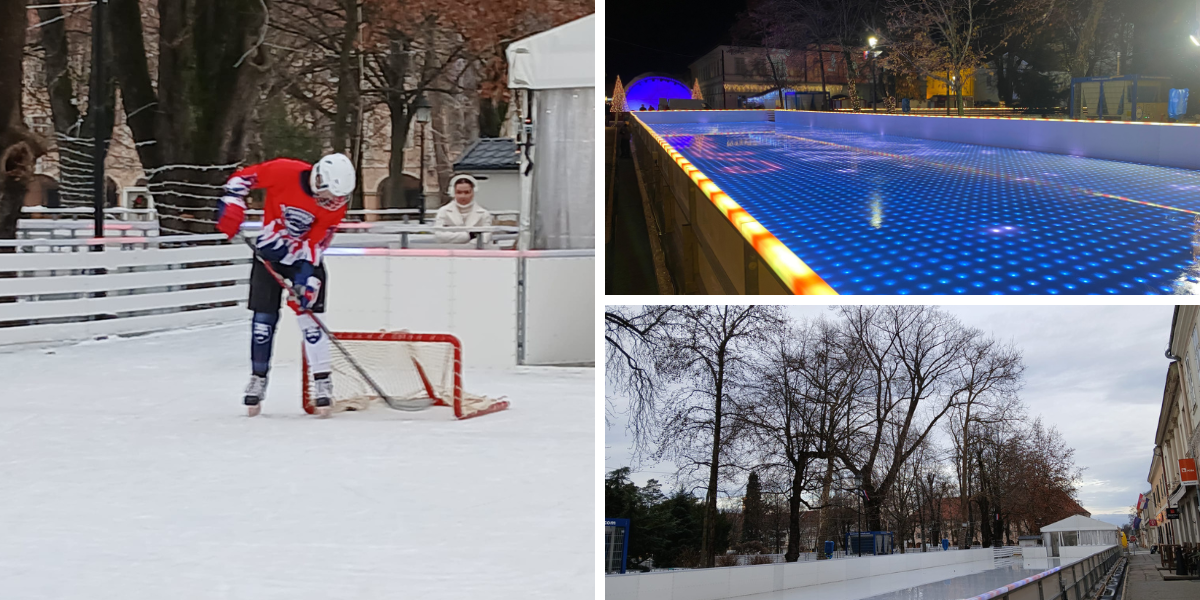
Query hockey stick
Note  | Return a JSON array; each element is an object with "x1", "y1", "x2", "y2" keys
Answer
[{"x1": 240, "y1": 236, "x2": 431, "y2": 413}]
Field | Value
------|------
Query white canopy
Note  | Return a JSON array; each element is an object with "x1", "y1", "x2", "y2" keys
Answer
[
  {"x1": 506, "y1": 14, "x2": 595, "y2": 90},
  {"x1": 1040, "y1": 515, "x2": 1119, "y2": 532}
]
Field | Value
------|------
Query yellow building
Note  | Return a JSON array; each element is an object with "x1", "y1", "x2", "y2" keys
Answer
[{"x1": 925, "y1": 71, "x2": 976, "y2": 99}]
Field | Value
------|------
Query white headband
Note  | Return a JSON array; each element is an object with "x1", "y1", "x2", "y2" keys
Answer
[{"x1": 450, "y1": 174, "x2": 478, "y2": 189}]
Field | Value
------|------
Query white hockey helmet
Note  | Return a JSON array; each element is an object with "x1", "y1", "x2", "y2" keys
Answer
[{"x1": 310, "y1": 153, "x2": 356, "y2": 200}]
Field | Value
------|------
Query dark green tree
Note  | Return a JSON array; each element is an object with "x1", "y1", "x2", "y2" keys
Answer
[{"x1": 742, "y1": 472, "x2": 764, "y2": 545}]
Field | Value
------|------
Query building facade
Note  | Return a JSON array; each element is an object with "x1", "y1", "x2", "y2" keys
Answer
[
  {"x1": 1145, "y1": 305, "x2": 1200, "y2": 546},
  {"x1": 689, "y1": 45, "x2": 861, "y2": 110}
]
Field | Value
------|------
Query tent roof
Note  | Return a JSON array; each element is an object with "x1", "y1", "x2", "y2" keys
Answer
[
  {"x1": 506, "y1": 14, "x2": 594, "y2": 90},
  {"x1": 1040, "y1": 514, "x2": 1119, "y2": 532}
]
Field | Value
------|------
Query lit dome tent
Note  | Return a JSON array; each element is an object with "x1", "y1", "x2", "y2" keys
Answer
[
  {"x1": 625, "y1": 73, "x2": 691, "y2": 110},
  {"x1": 1039, "y1": 515, "x2": 1120, "y2": 559}
]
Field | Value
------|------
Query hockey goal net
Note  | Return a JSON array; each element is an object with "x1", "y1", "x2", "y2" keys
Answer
[{"x1": 302, "y1": 331, "x2": 509, "y2": 419}]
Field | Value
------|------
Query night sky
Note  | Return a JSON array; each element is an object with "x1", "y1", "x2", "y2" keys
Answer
[{"x1": 605, "y1": 0, "x2": 748, "y2": 95}]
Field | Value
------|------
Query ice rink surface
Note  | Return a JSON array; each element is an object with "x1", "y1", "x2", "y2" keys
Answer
[
  {"x1": 647, "y1": 121, "x2": 1200, "y2": 294},
  {"x1": 0, "y1": 323, "x2": 594, "y2": 599}
]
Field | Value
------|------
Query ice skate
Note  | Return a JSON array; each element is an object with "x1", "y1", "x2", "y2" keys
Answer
[
  {"x1": 244, "y1": 373, "x2": 268, "y2": 417},
  {"x1": 313, "y1": 375, "x2": 333, "y2": 418}
]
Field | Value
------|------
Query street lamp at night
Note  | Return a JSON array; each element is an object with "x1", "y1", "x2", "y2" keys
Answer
[{"x1": 869, "y1": 37, "x2": 877, "y2": 48}]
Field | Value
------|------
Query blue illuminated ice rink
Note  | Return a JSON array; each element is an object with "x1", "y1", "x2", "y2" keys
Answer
[{"x1": 648, "y1": 121, "x2": 1200, "y2": 294}]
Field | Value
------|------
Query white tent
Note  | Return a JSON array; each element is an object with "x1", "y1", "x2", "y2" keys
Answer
[
  {"x1": 506, "y1": 14, "x2": 595, "y2": 90},
  {"x1": 505, "y1": 15, "x2": 595, "y2": 250},
  {"x1": 1040, "y1": 515, "x2": 1120, "y2": 558}
]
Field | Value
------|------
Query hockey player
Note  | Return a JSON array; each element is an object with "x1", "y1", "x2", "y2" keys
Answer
[{"x1": 215, "y1": 153, "x2": 356, "y2": 417}]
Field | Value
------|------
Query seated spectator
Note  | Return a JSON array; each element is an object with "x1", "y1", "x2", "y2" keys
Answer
[{"x1": 434, "y1": 174, "x2": 493, "y2": 244}]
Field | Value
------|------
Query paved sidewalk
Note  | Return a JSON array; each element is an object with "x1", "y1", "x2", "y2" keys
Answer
[{"x1": 1124, "y1": 552, "x2": 1200, "y2": 600}]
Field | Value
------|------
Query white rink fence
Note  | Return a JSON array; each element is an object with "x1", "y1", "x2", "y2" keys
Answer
[
  {"x1": 0, "y1": 235, "x2": 594, "y2": 367},
  {"x1": 606, "y1": 548, "x2": 995, "y2": 600},
  {"x1": 0, "y1": 235, "x2": 248, "y2": 346}
]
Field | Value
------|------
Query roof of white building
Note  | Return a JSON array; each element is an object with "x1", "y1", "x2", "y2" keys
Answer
[
  {"x1": 506, "y1": 14, "x2": 594, "y2": 90},
  {"x1": 1040, "y1": 514, "x2": 1119, "y2": 532}
]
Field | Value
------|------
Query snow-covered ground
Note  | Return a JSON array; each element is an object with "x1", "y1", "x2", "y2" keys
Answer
[{"x1": 0, "y1": 323, "x2": 594, "y2": 599}]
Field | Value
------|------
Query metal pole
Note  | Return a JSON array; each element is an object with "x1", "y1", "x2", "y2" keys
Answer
[
  {"x1": 872, "y1": 56, "x2": 877, "y2": 112},
  {"x1": 91, "y1": 0, "x2": 107, "y2": 244},
  {"x1": 858, "y1": 488, "x2": 862, "y2": 557},
  {"x1": 418, "y1": 121, "x2": 426, "y2": 225}
]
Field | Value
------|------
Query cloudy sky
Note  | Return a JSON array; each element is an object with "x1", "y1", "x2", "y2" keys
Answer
[{"x1": 605, "y1": 304, "x2": 1177, "y2": 525}]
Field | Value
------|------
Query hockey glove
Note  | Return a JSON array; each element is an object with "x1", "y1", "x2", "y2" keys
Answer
[
  {"x1": 287, "y1": 261, "x2": 320, "y2": 313},
  {"x1": 216, "y1": 176, "x2": 254, "y2": 239},
  {"x1": 216, "y1": 198, "x2": 246, "y2": 239}
]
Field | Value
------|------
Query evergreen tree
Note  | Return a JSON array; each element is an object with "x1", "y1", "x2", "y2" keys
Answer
[
  {"x1": 691, "y1": 79, "x2": 704, "y2": 101},
  {"x1": 611, "y1": 76, "x2": 629, "y2": 113},
  {"x1": 743, "y1": 472, "x2": 764, "y2": 544}
]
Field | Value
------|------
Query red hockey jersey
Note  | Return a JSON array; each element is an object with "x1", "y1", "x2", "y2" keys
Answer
[{"x1": 225, "y1": 158, "x2": 348, "y2": 266}]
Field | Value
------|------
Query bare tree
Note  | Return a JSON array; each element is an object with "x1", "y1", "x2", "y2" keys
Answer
[
  {"x1": 606, "y1": 305, "x2": 786, "y2": 568},
  {"x1": 738, "y1": 315, "x2": 864, "y2": 562},
  {"x1": 879, "y1": 0, "x2": 1055, "y2": 115},
  {"x1": 1, "y1": 0, "x2": 47, "y2": 244},
  {"x1": 834, "y1": 305, "x2": 1024, "y2": 531}
]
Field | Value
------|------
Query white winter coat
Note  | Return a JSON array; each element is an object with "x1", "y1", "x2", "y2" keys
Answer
[{"x1": 433, "y1": 201, "x2": 493, "y2": 244}]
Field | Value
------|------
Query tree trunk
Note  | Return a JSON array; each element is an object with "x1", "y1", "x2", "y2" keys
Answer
[
  {"x1": 817, "y1": 44, "x2": 827, "y2": 97},
  {"x1": 36, "y1": 4, "x2": 80, "y2": 133},
  {"x1": 978, "y1": 497, "x2": 993, "y2": 548},
  {"x1": 814, "y1": 458, "x2": 835, "y2": 559},
  {"x1": 331, "y1": 0, "x2": 359, "y2": 154},
  {"x1": 701, "y1": 359, "x2": 725, "y2": 568},
  {"x1": 785, "y1": 467, "x2": 804, "y2": 562},
  {"x1": 109, "y1": 0, "x2": 267, "y2": 234},
  {"x1": 1071, "y1": 0, "x2": 1108, "y2": 78},
  {"x1": 387, "y1": 101, "x2": 410, "y2": 213},
  {"x1": 1, "y1": 0, "x2": 46, "y2": 246}
]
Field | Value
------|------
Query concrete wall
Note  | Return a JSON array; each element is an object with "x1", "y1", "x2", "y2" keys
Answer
[
  {"x1": 606, "y1": 549, "x2": 993, "y2": 600},
  {"x1": 776, "y1": 110, "x2": 1200, "y2": 171}
]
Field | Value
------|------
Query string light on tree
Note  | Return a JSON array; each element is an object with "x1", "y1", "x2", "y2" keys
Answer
[
  {"x1": 611, "y1": 75, "x2": 629, "y2": 113},
  {"x1": 692, "y1": 79, "x2": 704, "y2": 101}
]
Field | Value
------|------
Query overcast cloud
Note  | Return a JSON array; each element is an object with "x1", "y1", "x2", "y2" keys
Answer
[{"x1": 604, "y1": 305, "x2": 1176, "y2": 523}]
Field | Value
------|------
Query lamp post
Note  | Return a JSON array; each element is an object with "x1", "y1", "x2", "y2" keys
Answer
[
  {"x1": 414, "y1": 94, "x2": 432, "y2": 224},
  {"x1": 852, "y1": 475, "x2": 863, "y2": 557},
  {"x1": 868, "y1": 37, "x2": 878, "y2": 112}
]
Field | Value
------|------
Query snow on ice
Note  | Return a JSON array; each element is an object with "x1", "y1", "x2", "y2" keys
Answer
[{"x1": 0, "y1": 323, "x2": 594, "y2": 599}]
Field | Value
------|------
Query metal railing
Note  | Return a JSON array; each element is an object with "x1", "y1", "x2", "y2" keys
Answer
[
  {"x1": 962, "y1": 547, "x2": 1121, "y2": 600},
  {"x1": 21, "y1": 206, "x2": 159, "y2": 221}
]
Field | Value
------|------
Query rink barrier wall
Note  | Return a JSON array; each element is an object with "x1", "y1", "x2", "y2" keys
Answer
[
  {"x1": 269, "y1": 248, "x2": 595, "y2": 369},
  {"x1": 0, "y1": 237, "x2": 593, "y2": 366},
  {"x1": 962, "y1": 545, "x2": 1120, "y2": 600},
  {"x1": 775, "y1": 110, "x2": 1200, "y2": 170},
  {"x1": 0, "y1": 235, "x2": 249, "y2": 347},
  {"x1": 605, "y1": 548, "x2": 994, "y2": 600},
  {"x1": 629, "y1": 113, "x2": 836, "y2": 295}
]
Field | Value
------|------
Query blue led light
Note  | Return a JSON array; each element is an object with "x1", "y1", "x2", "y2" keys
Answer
[{"x1": 647, "y1": 121, "x2": 1200, "y2": 295}]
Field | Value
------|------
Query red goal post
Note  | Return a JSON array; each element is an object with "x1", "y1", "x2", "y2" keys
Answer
[{"x1": 302, "y1": 331, "x2": 509, "y2": 419}]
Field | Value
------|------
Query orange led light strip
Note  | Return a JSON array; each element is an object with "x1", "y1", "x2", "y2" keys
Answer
[{"x1": 632, "y1": 114, "x2": 838, "y2": 295}]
